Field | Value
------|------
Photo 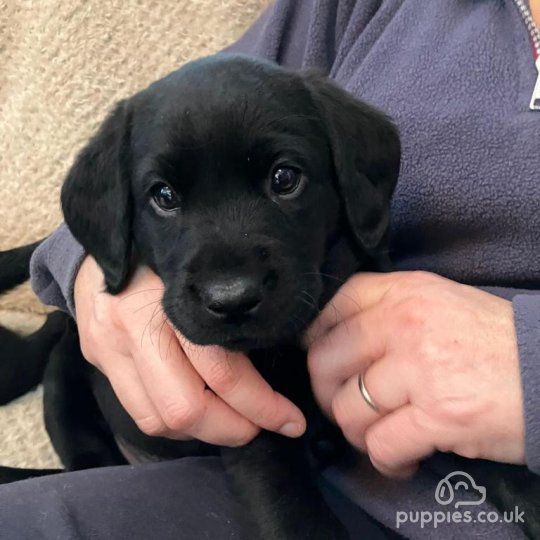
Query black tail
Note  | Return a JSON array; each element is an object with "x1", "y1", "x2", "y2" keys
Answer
[{"x1": 0, "y1": 241, "x2": 42, "y2": 294}]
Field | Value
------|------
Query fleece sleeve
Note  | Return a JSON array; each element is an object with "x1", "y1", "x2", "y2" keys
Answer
[
  {"x1": 29, "y1": 0, "x2": 362, "y2": 316},
  {"x1": 29, "y1": 223, "x2": 85, "y2": 315},
  {"x1": 513, "y1": 294, "x2": 540, "y2": 475},
  {"x1": 483, "y1": 287, "x2": 540, "y2": 475}
]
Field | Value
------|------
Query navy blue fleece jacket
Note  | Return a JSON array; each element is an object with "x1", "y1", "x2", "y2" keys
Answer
[{"x1": 30, "y1": 1, "x2": 540, "y2": 537}]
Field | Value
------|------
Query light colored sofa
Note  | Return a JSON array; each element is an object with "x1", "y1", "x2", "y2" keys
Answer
[{"x1": 0, "y1": 0, "x2": 269, "y2": 469}]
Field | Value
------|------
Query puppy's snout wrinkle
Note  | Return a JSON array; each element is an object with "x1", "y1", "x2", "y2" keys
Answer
[{"x1": 201, "y1": 275, "x2": 263, "y2": 320}]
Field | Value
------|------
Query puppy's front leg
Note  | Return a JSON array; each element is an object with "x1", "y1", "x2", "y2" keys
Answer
[{"x1": 221, "y1": 431, "x2": 348, "y2": 540}]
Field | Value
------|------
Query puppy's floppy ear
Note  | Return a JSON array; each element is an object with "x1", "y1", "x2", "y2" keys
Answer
[
  {"x1": 61, "y1": 101, "x2": 133, "y2": 294},
  {"x1": 303, "y1": 73, "x2": 400, "y2": 253}
]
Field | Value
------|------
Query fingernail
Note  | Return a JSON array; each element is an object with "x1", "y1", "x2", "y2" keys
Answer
[{"x1": 279, "y1": 422, "x2": 304, "y2": 438}]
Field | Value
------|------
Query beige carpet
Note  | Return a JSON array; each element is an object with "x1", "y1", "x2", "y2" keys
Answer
[{"x1": 0, "y1": 0, "x2": 269, "y2": 469}]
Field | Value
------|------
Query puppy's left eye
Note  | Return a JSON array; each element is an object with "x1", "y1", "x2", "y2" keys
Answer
[
  {"x1": 270, "y1": 166, "x2": 304, "y2": 197},
  {"x1": 150, "y1": 183, "x2": 181, "y2": 212}
]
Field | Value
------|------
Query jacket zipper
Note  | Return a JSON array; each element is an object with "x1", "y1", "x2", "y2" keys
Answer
[{"x1": 513, "y1": 0, "x2": 540, "y2": 110}]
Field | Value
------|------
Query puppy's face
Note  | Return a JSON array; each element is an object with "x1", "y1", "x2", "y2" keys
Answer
[
  {"x1": 62, "y1": 55, "x2": 400, "y2": 350},
  {"x1": 130, "y1": 60, "x2": 342, "y2": 349}
]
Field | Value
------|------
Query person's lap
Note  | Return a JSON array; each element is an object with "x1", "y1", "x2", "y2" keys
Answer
[{"x1": 0, "y1": 457, "x2": 400, "y2": 539}]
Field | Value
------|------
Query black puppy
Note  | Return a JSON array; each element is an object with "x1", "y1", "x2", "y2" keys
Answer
[
  {"x1": 59, "y1": 53, "x2": 400, "y2": 539},
  {"x1": 2, "y1": 55, "x2": 539, "y2": 538}
]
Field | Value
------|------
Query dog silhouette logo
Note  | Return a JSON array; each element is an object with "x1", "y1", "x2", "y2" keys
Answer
[{"x1": 435, "y1": 471, "x2": 487, "y2": 508}]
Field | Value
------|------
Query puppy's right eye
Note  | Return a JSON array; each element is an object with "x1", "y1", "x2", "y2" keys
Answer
[{"x1": 150, "y1": 183, "x2": 181, "y2": 212}]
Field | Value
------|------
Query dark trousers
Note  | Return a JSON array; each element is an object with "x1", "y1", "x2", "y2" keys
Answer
[{"x1": 0, "y1": 457, "x2": 400, "y2": 539}]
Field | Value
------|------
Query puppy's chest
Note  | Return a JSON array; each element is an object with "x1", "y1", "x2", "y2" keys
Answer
[
  {"x1": 250, "y1": 346, "x2": 346, "y2": 465},
  {"x1": 250, "y1": 345, "x2": 313, "y2": 413}
]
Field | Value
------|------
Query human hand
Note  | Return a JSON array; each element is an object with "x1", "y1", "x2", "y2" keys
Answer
[
  {"x1": 306, "y1": 271, "x2": 524, "y2": 478},
  {"x1": 74, "y1": 256, "x2": 306, "y2": 445}
]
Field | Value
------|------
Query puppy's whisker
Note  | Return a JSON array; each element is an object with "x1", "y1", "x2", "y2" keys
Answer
[
  {"x1": 298, "y1": 292, "x2": 321, "y2": 316},
  {"x1": 332, "y1": 289, "x2": 362, "y2": 312},
  {"x1": 298, "y1": 295, "x2": 316, "y2": 309},
  {"x1": 142, "y1": 306, "x2": 159, "y2": 347},
  {"x1": 132, "y1": 298, "x2": 163, "y2": 314},
  {"x1": 300, "y1": 272, "x2": 345, "y2": 285},
  {"x1": 141, "y1": 302, "x2": 165, "y2": 349},
  {"x1": 313, "y1": 297, "x2": 352, "y2": 344},
  {"x1": 157, "y1": 316, "x2": 169, "y2": 362},
  {"x1": 300, "y1": 273, "x2": 363, "y2": 324},
  {"x1": 299, "y1": 289, "x2": 318, "y2": 306},
  {"x1": 119, "y1": 288, "x2": 165, "y2": 302}
]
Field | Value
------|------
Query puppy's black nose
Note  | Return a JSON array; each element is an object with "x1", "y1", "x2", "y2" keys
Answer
[{"x1": 202, "y1": 276, "x2": 262, "y2": 319}]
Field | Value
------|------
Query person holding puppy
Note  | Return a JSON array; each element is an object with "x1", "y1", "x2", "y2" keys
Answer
[{"x1": 1, "y1": 0, "x2": 539, "y2": 538}]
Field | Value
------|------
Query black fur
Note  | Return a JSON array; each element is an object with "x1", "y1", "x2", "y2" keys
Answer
[
  {"x1": 1, "y1": 55, "x2": 539, "y2": 539},
  {"x1": 62, "y1": 103, "x2": 133, "y2": 294},
  {"x1": 0, "y1": 241, "x2": 40, "y2": 292},
  {"x1": 0, "y1": 241, "x2": 68, "y2": 406},
  {"x1": 61, "y1": 54, "x2": 401, "y2": 539}
]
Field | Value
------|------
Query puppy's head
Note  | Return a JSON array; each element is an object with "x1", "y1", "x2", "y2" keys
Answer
[{"x1": 62, "y1": 55, "x2": 399, "y2": 350}]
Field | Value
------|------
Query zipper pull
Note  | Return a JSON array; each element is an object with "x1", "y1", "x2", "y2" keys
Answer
[{"x1": 531, "y1": 56, "x2": 540, "y2": 111}]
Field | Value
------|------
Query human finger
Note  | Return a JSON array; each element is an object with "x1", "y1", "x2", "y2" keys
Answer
[
  {"x1": 305, "y1": 272, "x2": 401, "y2": 345},
  {"x1": 182, "y1": 338, "x2": 306, "y2": 438},
  {"x1": 133, "y1": 321, "x2": 260, "y2": 445}
]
